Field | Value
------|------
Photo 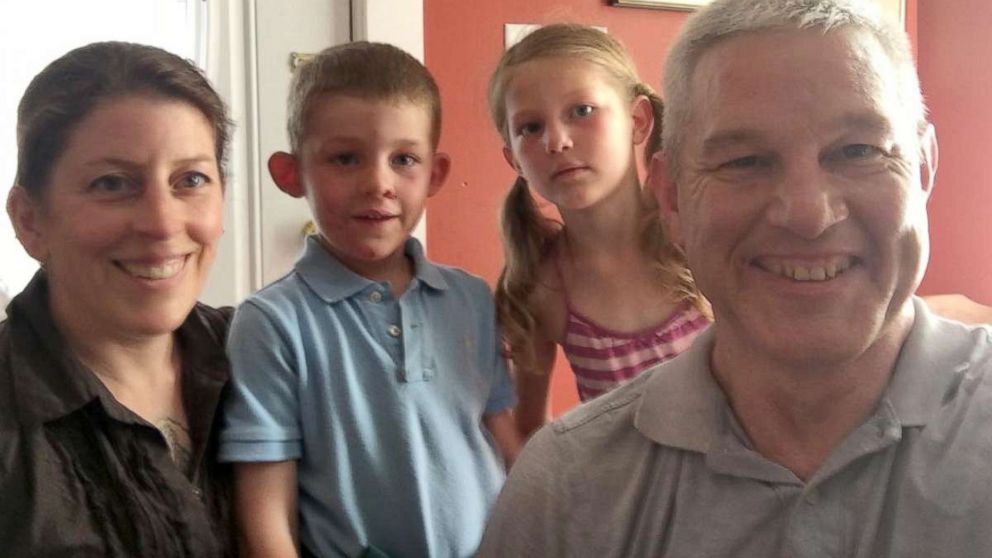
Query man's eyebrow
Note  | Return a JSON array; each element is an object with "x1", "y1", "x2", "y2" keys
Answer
[
  {"x1": 836, "y1": 112, "x2": 894, "y2": 135},
  {"x1": 700, "y1": 129, "x2": 764, "y2": 154}
]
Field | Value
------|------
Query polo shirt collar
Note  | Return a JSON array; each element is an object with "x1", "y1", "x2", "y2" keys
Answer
[
  {"x1": 634, "y1": 296, "x2": 972, "y2": 452},
  {"x1": 295, "y1": 235, "x2": 448, "y2": 303}
]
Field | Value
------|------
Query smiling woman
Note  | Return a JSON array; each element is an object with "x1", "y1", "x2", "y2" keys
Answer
[{"x1": 0, "y1": 42, "x2": 234, "y2": 557}]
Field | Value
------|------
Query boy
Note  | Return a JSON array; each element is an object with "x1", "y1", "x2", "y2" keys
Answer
[{"x1": 219, "y1": 42, "x2": 520, "y2": 558}]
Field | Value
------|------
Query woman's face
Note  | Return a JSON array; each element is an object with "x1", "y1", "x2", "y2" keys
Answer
[{"x1": 21, "y1": 95, "x2": 224, "y2": 340}]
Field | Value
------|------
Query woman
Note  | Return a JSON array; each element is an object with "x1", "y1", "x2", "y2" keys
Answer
[{"x1": 1, "y1": 42, "x2": 234, "y2": 556}]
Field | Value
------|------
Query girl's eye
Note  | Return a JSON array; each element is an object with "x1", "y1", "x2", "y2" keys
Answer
[
  {"x1": 572, "y1": 104, "x2": 595, "y2": 118},
  {"x1": 393, "y1": 154, "x2": 419, "y2": 167},
  {"x1": 89, "y1": 174, "x2": 134, "y2": 194},
  {"x1": 178, "y1": 172, "x2": 210, "y2": 189},
  {"x1": 516, "y1": 122, "x2": 542, "y2": 137}
]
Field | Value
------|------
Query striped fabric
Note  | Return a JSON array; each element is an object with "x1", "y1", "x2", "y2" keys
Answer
[{"x1": 562, "y1": 301, "x2": 710, "y2": 401}]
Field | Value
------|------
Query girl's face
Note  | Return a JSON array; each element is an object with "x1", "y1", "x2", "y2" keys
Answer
[
  {"x1": 501, "y1": 57, "x2": 650, "y2": 214},
  {"x1": 13, "y1": 95, "x2": 224, "y2": 341}
]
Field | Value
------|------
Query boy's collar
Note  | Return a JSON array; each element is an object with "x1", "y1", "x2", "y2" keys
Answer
[{"x1": 295, "y1": 236, "x2": 448, "y2": 303}]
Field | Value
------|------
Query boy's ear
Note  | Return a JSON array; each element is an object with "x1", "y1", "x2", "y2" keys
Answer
[
  {"x1": 646, "y1": 152, "x2": 683, "y2": 247},
  {"x1": 6, "y1": 186, "x2": 49, "y2": 262},
  {"x1": 631, "y1": 95, "x2": 654, "y2": 146},
  {"x1": 427, "y1": 152, "x2": 451, "y2": 198},
  {"x1": 502, "y1": 146, "x2": 520, "y2": 173},
  {"x1": 267, "y1": 151, "x2": 305, "y2": 198}
]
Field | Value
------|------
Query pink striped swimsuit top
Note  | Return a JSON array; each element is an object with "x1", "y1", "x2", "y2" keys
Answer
[{"x1": 561, "y1": 299, "x2": 710, "y2": 402}]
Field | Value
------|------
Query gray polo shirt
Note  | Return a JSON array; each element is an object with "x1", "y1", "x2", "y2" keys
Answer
[{"x1": 479, "y1": 298, "x2": 992, "y2": 557}]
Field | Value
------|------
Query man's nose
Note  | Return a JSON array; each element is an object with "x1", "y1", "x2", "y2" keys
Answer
[{"x1": 765, "y1": 160, "x2": 849, "y2": 239}]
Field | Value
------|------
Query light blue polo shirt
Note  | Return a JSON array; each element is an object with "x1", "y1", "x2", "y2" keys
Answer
[{"x1": 219, "y1": 236, "x2": 514, "y2": 558}]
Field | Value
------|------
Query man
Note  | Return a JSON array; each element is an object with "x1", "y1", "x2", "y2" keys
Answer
[{"x1": 478, "y1": 1, "x2": 992, "y2": 556}]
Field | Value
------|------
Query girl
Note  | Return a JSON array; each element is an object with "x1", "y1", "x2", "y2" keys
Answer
[{"x1": 488, "y1": 24, "x2": 710, "y2": 439}]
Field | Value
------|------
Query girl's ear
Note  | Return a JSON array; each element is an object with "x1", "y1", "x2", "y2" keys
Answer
[
  {"x1": 630, "y1": 95, "x2": 654, "y2": 147},
  {"x1": 7, "y1": 186, "x2": 49, "y2": 263},
  {"x1": 428, "y1": 152, "x2": 451, "y2": 198},
  {"x1": 502, "y1": 146, "x2": 521, "y2": 173},
  {"x1": 268, "y1": 151, "x2": 305, "y2": 198}
]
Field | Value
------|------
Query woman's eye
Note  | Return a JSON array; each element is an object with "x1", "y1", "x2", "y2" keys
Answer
[
  {"x1": 572, "y1": 104, "x2": 595, "y2": 118},
  {"x1": 89, "y1": 174, "x2": 133, "y2": 193},
  {"x1": 178, "y1": 172, "x2": 210, "y2": 189}
]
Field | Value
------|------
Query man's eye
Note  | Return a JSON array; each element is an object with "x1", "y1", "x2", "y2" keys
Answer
[
  {"x1": 572, "y1": 104, "x2": 595, "y2": 118},
  {"x1": 89, "y1": 174, "x2": 134, "y2": 193},
  {"x1": 722, "y1": 156, "x2": 763, "y2": 169},
  {"x1": 841, "y1": 144, "x2": 881, "y2": 159},
  {"x1": 393, "y1": 154, "x2": 419, "y2": 167}
]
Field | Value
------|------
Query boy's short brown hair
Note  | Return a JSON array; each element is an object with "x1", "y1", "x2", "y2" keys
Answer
[{"x1": 287, "y1": 41, "x2": 441, "y2": 153}]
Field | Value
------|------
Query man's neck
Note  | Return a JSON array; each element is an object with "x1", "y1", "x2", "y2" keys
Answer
[{"x1": 710, "y1": 307, "x2": 915, "y2": 481}]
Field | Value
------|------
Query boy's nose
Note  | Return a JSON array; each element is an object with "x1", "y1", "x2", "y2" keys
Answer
[{"x1": 364, "y1": 162, "x2": 397, "y2": 198}]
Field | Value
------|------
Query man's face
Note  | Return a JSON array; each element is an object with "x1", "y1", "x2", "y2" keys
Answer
[{"x1": 659, "y1": 27, "x2": 936, "y2": 368}]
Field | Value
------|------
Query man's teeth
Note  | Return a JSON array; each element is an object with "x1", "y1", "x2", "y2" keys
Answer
[
  {"x1": 764, "y1": 258, "x2": 850, "y2": 281},
  {"x1": 120, "y1": 258, "x2": 185, "y2": 279}
]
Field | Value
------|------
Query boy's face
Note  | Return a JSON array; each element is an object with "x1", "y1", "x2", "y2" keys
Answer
[{"x1": 271, "y1": 95, "x2": 448, "y2": 279}]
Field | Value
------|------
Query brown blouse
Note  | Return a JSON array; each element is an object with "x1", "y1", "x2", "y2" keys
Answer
[{"x1": 0, "y1": 271, "x2": 234, "y2": 557}]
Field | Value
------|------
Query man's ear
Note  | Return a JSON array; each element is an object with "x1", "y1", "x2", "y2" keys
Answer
[
  {"x1": 268, "y1": 151, "x2": 305, "y2": 198},
  {"x1": 502, "y1": 146, "x2": 520, "y2": 173},
  {"x1": 7, "y1": 186, "x2": 49, "y2": 262},
  {"x1": 646, "y1": 152, "x2": 683, "y2": 246},
  {"x1": 631, "y1": 95, "x2": 654, "y2": 146},
  {"x1": 920, "y1": 123, "x2": 938, "y2": 200},
  {"x1": 428, "y1": 152, "x2": 451, "y2": 198}
]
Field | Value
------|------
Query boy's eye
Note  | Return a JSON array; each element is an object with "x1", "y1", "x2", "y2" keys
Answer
[
  {"x1": 392, "y1": 154, "x2": 419, "y2": 167},
  {"x1": 572, "y1": 104, "x2": 595, "y2": 118},
  {"x1": 89, "y1": 174, "x2": 136, "y2": 194},
  {"x1": 330, "y1": 153, "x2": 359, "y2": 166}
]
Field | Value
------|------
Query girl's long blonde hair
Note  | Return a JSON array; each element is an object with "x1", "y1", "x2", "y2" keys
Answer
[{"x1": 488, "y1": 23, "x2": 707, "y2": 375}]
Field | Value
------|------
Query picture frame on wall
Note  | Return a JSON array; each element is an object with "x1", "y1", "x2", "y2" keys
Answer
[{"x1": 609, "y1": 0, "x2": 711, "y2": 11}]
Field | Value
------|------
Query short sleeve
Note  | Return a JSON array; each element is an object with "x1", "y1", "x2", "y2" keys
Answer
[
  {"x1": 218, "y1": 300, "x2": 303, "y2": 462},
  {"x1": 479, "y1": 284, "x2": 515, "y2": 416}
]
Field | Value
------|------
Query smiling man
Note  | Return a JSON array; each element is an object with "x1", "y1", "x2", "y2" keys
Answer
[{"x1": 478, "y1": 1, "x2": 992, "y2": 556}]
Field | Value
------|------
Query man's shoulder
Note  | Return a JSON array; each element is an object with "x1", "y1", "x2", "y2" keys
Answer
[{"x1": 526, "y1": 370, "x2": 655, "y2": 460}]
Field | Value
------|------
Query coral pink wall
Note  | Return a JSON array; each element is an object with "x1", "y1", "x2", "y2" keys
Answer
[
  {"x1": 424, "y1": 0, "x2": 689, "y2": 415},
  {"x1": 916, "y1": 0, "x2": 992, "y2": 304}
]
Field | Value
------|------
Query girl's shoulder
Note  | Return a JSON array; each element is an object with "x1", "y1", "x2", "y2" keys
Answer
[{"x1": 530, "y1": 258, "x2": 568, "y2": 344}]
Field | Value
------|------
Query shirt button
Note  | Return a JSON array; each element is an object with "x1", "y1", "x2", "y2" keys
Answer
[
  {"x1": 370, "y1": 291, "x2": 383, "y2": 303},
  {"x1": 804, "y1": 489, "x2": 819, "y2": 505},
  {"x1": 388, "y1": 325, "x2": 402, "y2": 337},
  {"x1": 193, "y1": 487, "x2": 203, "y2": 498}
]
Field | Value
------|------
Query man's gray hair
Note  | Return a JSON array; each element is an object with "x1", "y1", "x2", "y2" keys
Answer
[{"x1": 661, "y1": 0, "x2": 926, "y2": 174}]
